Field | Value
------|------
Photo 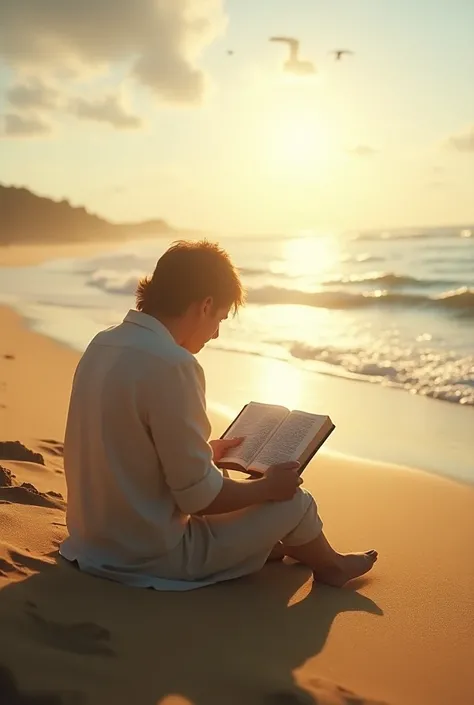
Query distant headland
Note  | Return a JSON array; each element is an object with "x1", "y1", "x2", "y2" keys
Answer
[{"x1": 0, "y1": 184, "x2": 175, "y2": 245}]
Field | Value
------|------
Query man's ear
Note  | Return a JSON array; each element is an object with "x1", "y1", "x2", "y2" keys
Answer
[{"x1": 202, "y1": 296, "x2": 214, "y2": 315}]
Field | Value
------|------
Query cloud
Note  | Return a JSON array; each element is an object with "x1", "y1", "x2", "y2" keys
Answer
[
  {"x1": 68, "y1": 94, "x2": 142, "y2": 129},
  {"x1": 0, "y1": 0, "x2": 225, "y2": 104},
  {"x1": 6, "y1": 78, "x2": 59, "y2": 110},
  {"x1": 347, "y1": 145, "x2": 378, "y2": 157},
  {"x1": 446, "y1": 125, "x2": 474, "y2": 152},
  {"x1": 5, "y1": 77, "x2": 141, "y2": 132},
  {"x1": 2, "y1": 112, "x2": 51, "y2": 137}
]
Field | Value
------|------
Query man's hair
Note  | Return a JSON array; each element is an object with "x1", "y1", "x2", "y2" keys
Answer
[{"x1": 136, "y1": 239, "x2": 245, "y2": 317}]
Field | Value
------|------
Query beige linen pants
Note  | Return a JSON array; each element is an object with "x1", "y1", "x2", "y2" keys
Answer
[{"x1": 152, "y1": 486, "x2": 323, "y2": 583}]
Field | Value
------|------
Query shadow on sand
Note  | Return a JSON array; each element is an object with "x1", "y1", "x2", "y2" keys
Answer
[{"x1": 0, "y1": 555, "x2": 384, "y2": 705}]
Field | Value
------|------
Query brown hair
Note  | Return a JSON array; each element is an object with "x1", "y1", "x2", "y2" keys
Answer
[{"x1": 136, "y1": 239, "x2": 245, "y2": 317}]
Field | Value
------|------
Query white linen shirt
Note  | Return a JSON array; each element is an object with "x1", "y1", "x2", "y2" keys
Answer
[{"x1": 60, "y1": 309, "x2": 224, "y2": 587}]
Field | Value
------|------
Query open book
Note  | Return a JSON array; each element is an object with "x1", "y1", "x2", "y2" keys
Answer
[{"x1": 217, "y1": 401, "x2": 335, "y2": 475}]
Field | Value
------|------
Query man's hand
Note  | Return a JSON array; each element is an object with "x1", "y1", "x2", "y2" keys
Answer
[
  {"x1": 209, "y1": 436, "x2": 245, "y2": 463},
  {"x1": 263, "y1": 461, "x2": 302, "y2": 501},
  {"x1": 196, "y1": 458, "x2": 302, "y2": 516}
]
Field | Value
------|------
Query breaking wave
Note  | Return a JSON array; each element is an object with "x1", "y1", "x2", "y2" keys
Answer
[
  {"x1": 86, "y1": 268, "x2": 474, "y2": 318},
  {"x1": 246, "y1": 285, "x2": 474, "y2": 317},
  {"x1": 321, "y1": 272, "x2": 459, "y2": 287}
]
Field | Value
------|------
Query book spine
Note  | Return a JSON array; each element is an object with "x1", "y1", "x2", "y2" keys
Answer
[{"x1": 298, "y1": 425, "x2": 335, "y2": 474}]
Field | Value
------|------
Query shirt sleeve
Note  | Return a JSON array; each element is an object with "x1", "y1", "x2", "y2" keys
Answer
[{"x1": 146, "y1": 356, "x2": 223, "y2": 515}]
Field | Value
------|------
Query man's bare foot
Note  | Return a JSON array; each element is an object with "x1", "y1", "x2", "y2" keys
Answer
[{"x1": 313, "y1": 550, "x2": 378, "y2": 587}]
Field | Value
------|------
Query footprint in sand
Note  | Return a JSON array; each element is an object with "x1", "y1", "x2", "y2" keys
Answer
[
  {"x1": 0, "y1": 664, "x2": 83, "y2": 705},
  {"x1": 25, "y1": 605, "x2": 116, "y2": 657}
]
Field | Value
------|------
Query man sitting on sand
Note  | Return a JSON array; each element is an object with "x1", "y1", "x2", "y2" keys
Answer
[{"x1": 60, "y1": 240, "x2": 377, "y2": 590}]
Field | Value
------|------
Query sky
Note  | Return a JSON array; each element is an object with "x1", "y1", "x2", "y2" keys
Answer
[{"x1": 0, "y1": 0, "x2": 473, "y2": 235}]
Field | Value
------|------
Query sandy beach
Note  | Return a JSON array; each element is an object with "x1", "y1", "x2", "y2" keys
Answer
[
  {"x1": 1, "y1": 282, "x2": 473, "y2": 705},
  {"x1": 1, "y1": 0, "x2": 473, "y2": 699}
]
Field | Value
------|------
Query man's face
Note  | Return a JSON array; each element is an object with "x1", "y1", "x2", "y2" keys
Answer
[{"x1": 182, "y1": 299, "x2": 230, "y2": 354}]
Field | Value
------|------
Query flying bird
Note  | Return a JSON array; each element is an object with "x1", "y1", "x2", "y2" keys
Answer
[
  {"x1": 270, "y1": 37, "x2": 316, "y2": 76},
  {"x1": 227, "y1": 50, "x2": 234, "y2": 56},
  {"x1": 331, "y1": 50, "x2": 354, "y2": 61}
]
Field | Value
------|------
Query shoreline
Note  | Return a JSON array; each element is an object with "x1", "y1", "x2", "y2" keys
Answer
[
  {"x1": 2, "y1": 239, "x2": 473, "y2": 416},
  {"x1": 0, "y1": 302, "x2": 422, "y2": 479},
  {"x1": 6, "y1": 290, "x2": 474, "y2": 483},
  {"x1": 2, "y1": 282, "x2": 473, "y2": 482}
]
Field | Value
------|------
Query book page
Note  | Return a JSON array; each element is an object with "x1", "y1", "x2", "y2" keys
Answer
[
  {"x1": 250, "y1": 411, "x2": 328, "y2": 470},
  {"x1": 219, "y1": 402, "x2": 289, "y2": 468}
]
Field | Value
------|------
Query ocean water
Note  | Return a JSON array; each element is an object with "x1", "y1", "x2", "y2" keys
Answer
[{"x1": 1, "y1": 225, "x2": 473, "y2": 408}]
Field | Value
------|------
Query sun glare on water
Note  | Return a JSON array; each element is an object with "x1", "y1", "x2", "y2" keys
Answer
[{"x1": 280, "y1": 232, "x2": 341, "y2": 279}]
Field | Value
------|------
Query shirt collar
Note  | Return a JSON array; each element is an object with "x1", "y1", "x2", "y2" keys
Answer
[{"x1": 123, "y1": 309, "x2": 176, "y2": 343}]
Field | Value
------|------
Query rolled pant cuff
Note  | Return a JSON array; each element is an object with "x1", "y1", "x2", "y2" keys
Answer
[{"x1": 281, "y1": 499, "x2": 323, "y2": 547}]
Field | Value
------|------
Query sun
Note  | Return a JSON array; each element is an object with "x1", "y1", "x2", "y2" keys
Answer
[{"x1": 266, "y1": 111, "x2": 331, "y2": 176}]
